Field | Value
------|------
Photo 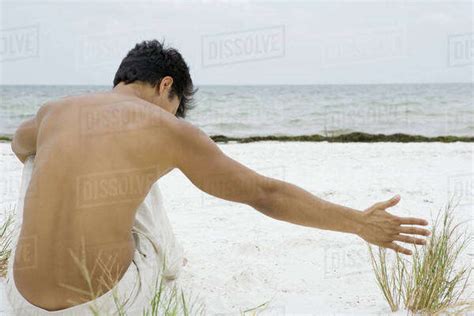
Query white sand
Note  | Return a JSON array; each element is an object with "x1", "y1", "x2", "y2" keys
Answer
[{"x1": 0, "y1": 141, "x2": 472, "y2": 315}]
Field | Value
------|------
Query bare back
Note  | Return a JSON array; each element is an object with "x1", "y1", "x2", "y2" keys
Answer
[{"x1": 13, "y1": 92, "x2": 176, "y2": 311}]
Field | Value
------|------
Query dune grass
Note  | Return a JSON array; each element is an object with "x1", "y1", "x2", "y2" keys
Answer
[
  {"x1": 368, "y1": 201, "x2": 473, "y2": 315},
  {"x1": 368, "y1": 247, "x2": 405, "y2": 312},
  {"x1": 0, "y1": 211, "x2": 14, "y2": 278}
]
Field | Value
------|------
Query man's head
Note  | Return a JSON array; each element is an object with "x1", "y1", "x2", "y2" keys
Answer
[{"x1": 113, "y1": 40, "x2": 197, "y2": 118}]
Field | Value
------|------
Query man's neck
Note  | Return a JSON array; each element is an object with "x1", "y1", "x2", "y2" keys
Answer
[{"x1": 112, "y1": 83, "x2": 153, "y2": 103}]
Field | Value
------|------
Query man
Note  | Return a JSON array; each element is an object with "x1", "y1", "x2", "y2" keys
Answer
[{"x1": 6, "y1": 40, "x2": 431, "y2": 314}]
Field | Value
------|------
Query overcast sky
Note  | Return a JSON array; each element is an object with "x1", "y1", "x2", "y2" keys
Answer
[{"x1": 0, "y1": 0, "x2": 472, "y2": 85}]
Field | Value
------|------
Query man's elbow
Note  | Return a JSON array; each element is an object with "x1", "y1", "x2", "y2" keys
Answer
[
  {"x1": 11, "y1": 141, "x2": 26, "y2": 163},
  {"x1": 11, "y1": 132, "x2": 31, "y2": 163},
  {"x1": 11, "y1": 134, "x2": 22, "y2": 158},
  {"x1": 249, "y1": 176, "x2": 279, "y2": 218}
]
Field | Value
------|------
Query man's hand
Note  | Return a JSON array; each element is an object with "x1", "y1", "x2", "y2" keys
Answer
[{"x1": 358, "y1": 195, "x2": 431, "y2": 255}]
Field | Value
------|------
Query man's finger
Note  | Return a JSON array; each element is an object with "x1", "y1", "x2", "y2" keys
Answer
[
  {"x1": 387, "y1": 241, "x2": 412, "y2": 255},
  {"x1": 376, "y1": 194, "x2": 401, "y2": 209},
  {"x1": 396, "y1": 226, "x2": 431, "y2": 236},
  {"x1": 392, "y1": 234, "x2": 427, "y2": 246},
  {"x1": 397, "y1": 216, "x2": 429, "y2": 226}
]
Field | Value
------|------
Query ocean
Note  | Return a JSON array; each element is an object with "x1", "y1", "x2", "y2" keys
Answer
[{"x1": 0, "y1": 84, "x2": 472, "y2": 138}]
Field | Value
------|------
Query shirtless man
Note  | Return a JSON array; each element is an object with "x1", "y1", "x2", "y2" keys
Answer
[{"x1": 9, "y1": 40, "x2": 431, "y2": 312}]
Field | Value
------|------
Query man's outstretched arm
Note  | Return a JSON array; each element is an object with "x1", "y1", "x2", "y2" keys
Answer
[
  {"x1": 255, "y1": 180, "x2": 431, "y2": 255},
  {"x1": 167, "y1": 119, "x2": 431, "y2": 255}
]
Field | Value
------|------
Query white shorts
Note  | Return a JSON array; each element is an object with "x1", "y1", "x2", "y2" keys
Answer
[{"x1": 4, "y1": 156, "x2": 185, "y2": 315}]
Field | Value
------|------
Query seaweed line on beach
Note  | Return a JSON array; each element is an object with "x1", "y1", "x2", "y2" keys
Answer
[
  {"x1": 2, "y1": 132, "x2": 474, "y2": 144},
  {"x1": 210, "y1": 132, "x2": 474, "y2": 144}
]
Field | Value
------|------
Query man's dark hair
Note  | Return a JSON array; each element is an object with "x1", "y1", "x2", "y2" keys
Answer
[{"x1": 113, "y1": 40, "x2": 197, "y2": 118}]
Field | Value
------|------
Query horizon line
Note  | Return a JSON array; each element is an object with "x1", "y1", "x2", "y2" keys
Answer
[{"x1": 0, "y1": 82, "x2": 471, "y2": 87}]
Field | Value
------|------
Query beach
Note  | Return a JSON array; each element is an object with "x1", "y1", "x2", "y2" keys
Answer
[
  {"x1": 1, "y1": 0, "x2": 472, "y2": 313},
  {"x1": 0, "y1": 140, "x2": 472, "y2": 315}
]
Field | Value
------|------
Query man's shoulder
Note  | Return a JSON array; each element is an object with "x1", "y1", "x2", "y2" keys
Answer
[
  {"x1": 37, "y1": 93, "x2": 95, "y2": 116},
  {"x1": 37, "y1": 92, "x2": 203, "y2": 140}
]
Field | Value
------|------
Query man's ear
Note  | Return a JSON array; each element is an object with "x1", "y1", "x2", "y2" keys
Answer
[{"x1": 158, "y1": 76, "x2": 174, "y2": 95}]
